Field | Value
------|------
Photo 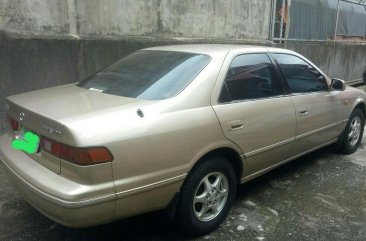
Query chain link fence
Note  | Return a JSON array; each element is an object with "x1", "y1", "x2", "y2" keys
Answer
[{"x1": 270, "y1": 0, "x2": 366, "y2": 42}]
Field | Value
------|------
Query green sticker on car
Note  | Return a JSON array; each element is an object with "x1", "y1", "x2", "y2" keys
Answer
[{"x1": 12, "y1": 131, "x2": 40, "y2": 154}]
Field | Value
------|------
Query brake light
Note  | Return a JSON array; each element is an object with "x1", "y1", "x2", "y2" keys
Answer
[
  {"x1": 6, "y1": 114, "x2": 19, "y2": 131},
  {"x1": 41, "y1": 137, "x2": 113, "y2": 166}
]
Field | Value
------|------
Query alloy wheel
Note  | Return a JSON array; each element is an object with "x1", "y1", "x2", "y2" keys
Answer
[
  {"x1": 348, "y1": 116, "x2": 362, "y2": 147},
  {"x1": 193, "y1": 172, "x2": 229, "y2": 222}
]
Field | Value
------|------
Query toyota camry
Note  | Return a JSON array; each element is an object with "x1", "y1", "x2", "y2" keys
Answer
[{"x1": 1, "y1": 45, "x2": 365, "y2": 235}]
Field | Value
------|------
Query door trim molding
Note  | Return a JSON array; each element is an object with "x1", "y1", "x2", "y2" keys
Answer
[{"x1": 245, "y1": 121, "x2": 344, "y2": 158}]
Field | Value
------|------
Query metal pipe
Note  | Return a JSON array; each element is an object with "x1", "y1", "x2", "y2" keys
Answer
[
  {"x1": 334, "y1": 0, "x2": 341, "y2": 43},
  {"x1": 279, "y1": 0, "x2": 286, "y2": 42},
  {"x1": 270, "y1": 0, "x2": 276, "y2": 41}
]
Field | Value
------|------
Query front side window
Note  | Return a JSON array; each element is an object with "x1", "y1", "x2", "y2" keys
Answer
[
  {"x1": 78, "y1": 50, "x2": 210, "y2": 100},
  {"x1": 219, "y1": 53, "x2": 283, "y2": 103},
  {"x1": 273, "y1": 54, "x2": 328, "y2": 94}
]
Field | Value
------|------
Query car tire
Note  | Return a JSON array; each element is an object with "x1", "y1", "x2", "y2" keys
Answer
[
  {"x1": 336, "y1": 108, "x2": 365, "y2": 154},
  {"x1": 175, "y1": 157, "x2": 237, "y2": 236}
]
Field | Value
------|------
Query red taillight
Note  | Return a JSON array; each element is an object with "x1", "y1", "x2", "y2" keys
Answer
[
  {"x1": 6, "y1": 114, "x2": 19, "y2": 131},
  {"x1": 41, "y1": 137, "x2": 113, "y2": 166}
]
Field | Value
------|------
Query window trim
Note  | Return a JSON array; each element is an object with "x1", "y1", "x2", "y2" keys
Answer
[
  {"x1": 217, "y1": 52, "x2": 287, "y2": 105},
  {"x1": 270, "y1": 53, "x2": 330, "y2": 96},
  {"x1": 219, "y1": 94, "x2": 290, "y2": 105}
]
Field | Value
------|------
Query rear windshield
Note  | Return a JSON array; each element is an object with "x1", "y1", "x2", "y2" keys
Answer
[{"x1": 77, "y1": 50, "x2": 211, "y2": 100}]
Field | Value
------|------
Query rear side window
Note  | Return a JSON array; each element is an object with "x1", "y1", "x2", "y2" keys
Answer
[
  {"x1": 273, "y1": 54, "x2": 327, "y2": 94},
  {"x1": 219, "y1": 53, "x2": 283, "y2": 103},
  {"x1": 78, "y1": 50, "x2": 210, "y2": 100}
]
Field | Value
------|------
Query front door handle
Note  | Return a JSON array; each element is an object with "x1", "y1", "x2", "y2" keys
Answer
[
  {"x1": 226, "y1": 120, "x2": 244, "y2": 131},
  {"x1": 297, "y1": 105, "x2": 310, "y2": 117}
]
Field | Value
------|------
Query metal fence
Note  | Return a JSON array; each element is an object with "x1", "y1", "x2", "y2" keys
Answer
[{"x1": 270, "y1": 0, "x2": 366, "y2": 42}]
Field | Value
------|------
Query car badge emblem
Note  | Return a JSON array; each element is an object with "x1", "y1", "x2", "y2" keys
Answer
[
  {"x1": 41, "y1": 124, "x2": 62, "y2": 136},
  {"x1": 19, "y1": 112, "x2": 25, "y2": 122}
]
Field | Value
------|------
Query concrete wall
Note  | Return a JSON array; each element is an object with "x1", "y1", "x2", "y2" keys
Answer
[
  {"x1": 0, "y1": 0, "x2": 271, "y2": 39},
  {"x1": 284, "y1": 43, "x2": 366, "y2": 82}
]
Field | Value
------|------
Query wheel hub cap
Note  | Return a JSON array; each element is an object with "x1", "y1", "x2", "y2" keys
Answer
[
  {"x1": 193, "y1": 172, "x2": 229, "y2": 222},
  {"x1": 348, "y1": 116, "x2": 362, "y2": 147}
]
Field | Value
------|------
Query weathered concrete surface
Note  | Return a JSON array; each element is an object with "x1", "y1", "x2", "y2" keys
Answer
[
  {"x1": 1, "y1": 124, "x2": 366, "y2": 241},
  {"x1": 155, "y1": 0, "x2": 271, "y2": 39},
  {"x1": 0, "y1": 0, "x2": 271, "y2": 39},
  {"x1": 0, "y1": 0, "x2": 70, "y2": 34},
  {"x1": 75, "y1": 0, "x2": 271, "y2": 38},
  {"x1": 75, "y1": 0, "x2": 160, "y2": 36}
]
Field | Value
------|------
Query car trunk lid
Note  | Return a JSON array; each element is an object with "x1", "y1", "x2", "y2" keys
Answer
[{"x1": 6, "y1": 84, "x2": 140, "y2": 174}]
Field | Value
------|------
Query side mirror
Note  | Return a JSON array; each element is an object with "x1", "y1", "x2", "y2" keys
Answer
[{"x1": 330, "y1": 78, "x2": 346, "y2": 91}]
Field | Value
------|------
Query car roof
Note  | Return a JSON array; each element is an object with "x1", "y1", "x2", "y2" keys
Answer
[{"x1": 143, "y1": 44, "x2": 297, "y2": 56}]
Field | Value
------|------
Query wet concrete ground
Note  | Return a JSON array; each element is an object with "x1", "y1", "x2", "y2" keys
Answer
[
  {"x1": 359, "y1": 84, "x2": 366, "y2": 92},
  {"x1": 1, "y1": 104, "x2": 366, "y2": 241}
]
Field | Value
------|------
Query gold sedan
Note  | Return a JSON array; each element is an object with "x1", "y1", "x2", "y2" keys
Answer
[{"x1": 1, "y1": 45, "x2": 365, "y2": 235}]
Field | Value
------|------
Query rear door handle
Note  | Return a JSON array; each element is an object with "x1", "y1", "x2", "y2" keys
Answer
[
  {"x1": 226, "y1": 120, "x2": 244, "y2": 131},
  {"x1": 298, "y1": 110, "x2": 309, "y2": 116}
]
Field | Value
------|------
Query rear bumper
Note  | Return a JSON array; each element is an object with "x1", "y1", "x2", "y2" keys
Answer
[{"x1": 0, "y1": 134, "x2": 116, "y2": 227}]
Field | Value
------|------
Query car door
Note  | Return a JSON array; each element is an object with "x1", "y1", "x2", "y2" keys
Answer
[
  {"x1": 212, "y1": 52, "x2": 296, "y2": 178},
  {"x1": 272, "y1": 53, "x2": 344, "y2": 155}
]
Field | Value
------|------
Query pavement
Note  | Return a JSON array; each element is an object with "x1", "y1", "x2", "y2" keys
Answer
[
  {"x1": 359, "y1": 84, "x2": 366, "y2": 92},
  {"x1": 1, "y1": 97, "x2": 366, "y2": 241}
]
